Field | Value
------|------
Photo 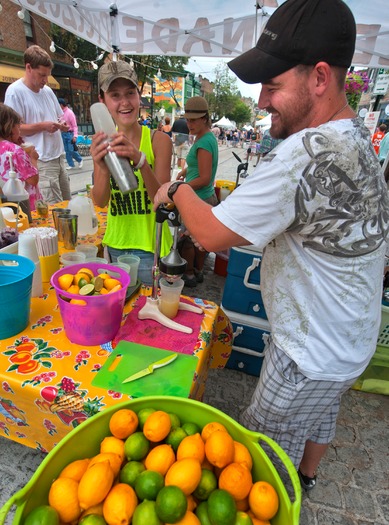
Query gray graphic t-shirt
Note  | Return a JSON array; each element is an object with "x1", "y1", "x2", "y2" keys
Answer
[{"x1": 214, "y1": 118, "x2": 389, "y2": 380}]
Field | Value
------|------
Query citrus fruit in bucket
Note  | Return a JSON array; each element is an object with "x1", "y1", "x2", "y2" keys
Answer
[
  {"x1": 24, "y1": 505, "x2": 60, "y2": 525},
  {"x1": 133, "y1": 500, "x2": 162, "y2": 525},
  {"x1": 134, "y1": 470, "x2": 165, "y2": 500},
  {"x1": 155, "y1": 485, "x2": 188, "y2": 523},
  {"x1": 207, "y1": 489, "x2": 237, "y2": 525},
  {"x1": 124, "y1": 431, "x2": 150, "y2": 460},
  {"x1": 102, "y1": 483, "x2": 138, "y2": 524},
  {"x1": 119, "y1": 461, "x2": 146, "y2": 487},
  {"x1": 248, "y1": 481, "x2": 279, "y2": 522}
]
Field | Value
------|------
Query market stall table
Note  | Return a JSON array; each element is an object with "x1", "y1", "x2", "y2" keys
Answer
[{"x1": 0, "y1": 203, "x2": 233, "y2": 452}]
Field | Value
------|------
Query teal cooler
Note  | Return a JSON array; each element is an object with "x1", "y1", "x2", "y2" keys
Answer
[
  {"x1": 222, "y1": 246, "x2": 267, "y2": 320},
  {"x1": 223, "y1": 307, "x2": 271, "y2": 376}
]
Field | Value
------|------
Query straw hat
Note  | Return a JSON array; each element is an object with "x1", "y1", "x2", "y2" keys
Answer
[{"x1": 183, "y1": 97, "x2": 209, "y2": 119}]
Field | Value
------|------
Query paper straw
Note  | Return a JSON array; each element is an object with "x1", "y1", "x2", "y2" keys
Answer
[{"x1": 22, "y1": 227, "x2": 58, "y2": 257}]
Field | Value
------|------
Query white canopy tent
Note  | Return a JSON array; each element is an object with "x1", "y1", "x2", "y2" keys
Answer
[
  {"x1": 214, "y1": 116, "x2": 235, "y2": 129},
  {"x1": 255, "y1": 114, "x2": 272, "y2": 128},
  {"x1": 10, "y1": 0, "x2": 389, "y2": 69}
]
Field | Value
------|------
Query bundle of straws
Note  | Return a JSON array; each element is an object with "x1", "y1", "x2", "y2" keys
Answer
[{"x1": 22, "y1": 227, "x2": 58, "y2": 257}]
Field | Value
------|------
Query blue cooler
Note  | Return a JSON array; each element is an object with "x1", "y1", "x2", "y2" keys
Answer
[
  {"x1": 222, "y1": 246, "x2": 267, "y2": 320},
  {"x1": 223, "y1": 307, "x2": 271, "y2": 376}
]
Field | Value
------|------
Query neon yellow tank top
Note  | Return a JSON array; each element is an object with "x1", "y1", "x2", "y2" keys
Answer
[{"x1": 103, "y1": 126, "x2": 172, "y2": 256}]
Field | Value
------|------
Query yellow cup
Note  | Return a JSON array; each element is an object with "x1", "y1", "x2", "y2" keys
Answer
[{"x1": 39, "y1": 252, "x2": 60, "y2": 282}]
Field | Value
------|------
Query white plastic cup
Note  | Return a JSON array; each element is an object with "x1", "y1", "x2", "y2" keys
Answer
[
  {"x1": 60, "y1": 252, "x2": 86, "y2": 267},
  {"x1": 18, "y1": 233, "x2": 43, "y2": 297},
  {"x1": 158, "y1": 278, "x2": 184, "y2": 319},
  {"x1": 117, "y1": 254, "x2": 140, "y2": 285},
  {"x1": 75, "y1": 244, "x2": 98, "y2": 260}
]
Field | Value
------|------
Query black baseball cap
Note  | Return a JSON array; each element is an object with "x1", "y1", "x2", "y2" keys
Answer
[{"x1": 228, "y1": 0, "x2": 356, "y2": 84}]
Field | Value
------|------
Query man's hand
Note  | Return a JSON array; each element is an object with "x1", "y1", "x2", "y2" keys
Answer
[{"x1": 153, "y1": 182, "x2": 174, "y2": 210}]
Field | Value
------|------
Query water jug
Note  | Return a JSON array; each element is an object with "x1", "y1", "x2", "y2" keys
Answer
[{"x1": 68, "y1": 194, "x2": 98, "y2": 236}]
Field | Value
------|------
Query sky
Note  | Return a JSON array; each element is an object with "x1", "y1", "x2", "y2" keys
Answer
[{"x1": 188, "y1": 56, "x2": 261, "y2": 103}]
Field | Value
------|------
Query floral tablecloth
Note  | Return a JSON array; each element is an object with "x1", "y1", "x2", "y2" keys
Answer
[{"x1": 0, "y1": 203, "x2": 233, "y2": 452}]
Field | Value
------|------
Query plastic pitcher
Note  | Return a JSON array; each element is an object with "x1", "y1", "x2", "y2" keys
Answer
[{"x1": 68, "y1": 194, "x2": 98, "y2": 236}]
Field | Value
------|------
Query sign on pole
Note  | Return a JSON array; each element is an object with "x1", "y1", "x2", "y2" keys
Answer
[
  {"x1": 364, "y1": 111, "x2": 380, "y2": 135},
  {"x1": 373, "y1": 69, "x2": 389, "y2": 96}
]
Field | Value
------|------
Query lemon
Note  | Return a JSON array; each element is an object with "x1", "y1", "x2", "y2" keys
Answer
[
  {"x1": 155, "y1": 485, "x2": 188, "y2": 523},
  {"x1": 133, "y1": 500, "x2": 162, "y2": 525},
  {"x1": 104, "y1": 278, "x2": 121, "y2": 291},
  {"x1": 70, "y1": 298, "x2": 87, "y2": 305},
  {"x1": 124, "y1": 431, "x2": 150, "y2": 461},
  {"x1": 207, "y1": 489, "x2": 237, "y2": 525},
  {"x1": 119, "y1": 460, "x2": 145, "y2": 487},
  {"x1": 134, "y1": 470, "x2": 165, "y2": 500},
  {"x1": 57, "y1": 273, "x2": 74, "y2": 291},
  {"x1": 79, "y1": 267, "x2": 94, "y2": 279},
  {"x1": 193, "y1": 468, "x2": 218, "y2": 501},
  {"x1": 24, "y1": 505, "x2": 60, "y2": 525}
]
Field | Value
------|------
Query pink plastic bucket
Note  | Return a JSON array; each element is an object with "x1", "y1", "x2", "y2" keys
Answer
[{"x1": 51, "y1": 263, "x2": 130, "y2": 346}]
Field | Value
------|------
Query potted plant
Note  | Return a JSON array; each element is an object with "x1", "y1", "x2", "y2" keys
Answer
[{"x1": 344, "y1": 70, "x2": 371, "y2": 111}]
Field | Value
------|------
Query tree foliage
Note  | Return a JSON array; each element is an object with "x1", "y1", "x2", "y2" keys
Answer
[{"x1": 230, "y1": 100, "x2": 252, "y2": 127}]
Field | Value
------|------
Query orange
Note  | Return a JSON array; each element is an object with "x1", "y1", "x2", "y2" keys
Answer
[
  {"x1": 73, "y1": 272, "x2": 91, "y2": 285},
  {"x1": 58, "y1": 273, "x2": 74, "y2": 291},
  {"x1": 201, "y1": 422, "x2": 228, "y2": 441},
  {"x1": 170, "y1": 510, "x2": 201, "y2": 525},
  {"x1": 143, "y1": 410, "x2": 171, "y2": 442},
  {"x1": 97, "y1": 272, "x2": 111, "y2": 280},
  {"x1": 218, "y1": 462, "x2": 253, "y2": 501},
  {"x1": 187, "y1": 494, "x2": 197, "y2": 512},
  {"x1": 103, "y1": 483, "x2": 138, "y2": 525},
  {"x1": 248, "y1": 481, "x2": 279, "y2": 522},
  {"x1": 109, "y1": 408, "x2": 139, "y2": 439},
  {"x1": 104, "y1": 278, "x2": 122, "y2": 291},
  {"x1": 109, "y1": 284, "x2": 123, "y2": 293},
  {"x1": 79, "y1": 267, "x2": 95, "y2": 279},
  {"x1": 204, "y1": 430, "x2": 234, "y2": 468},
  {"x1": 165, "y1": 458, "x2": 202, "y2": 495},
  {"x1": 58, "y1": 458, "x2": 90, "y2": 481},
  {"x1": 100, "y1": 435, "x2": 126, "y2": 462},
  {"x1": 48, "y1": 477, "x2": 81, "y2": 523},
  {"x1": 70, "y1": 298, "x2": 87, "y2": 305},
  {"x1": 88, "y1": 452, "x2": 122, "y2": 477},
  {"x1": 177, "y1": 433, "x2": 205, "y2": 463},
  {"x1": 144, "y1": 443, "x2": 175, "y2": 475},
  {"x1": 78, "y1": 460, "x2": 114, "y2": 510},
  {"x1": 236, "y1": 497, "x2": 249, "y2": 512},
  {"x1": 67, "y1": 284, "x2": 80, "y2": 295},
  {"x1": 100, "y1": 287, "x2": 109, "y2": 295},
  {"x1": 233, "y1": 441, "x2": 253, "y2": 471},
  {"x1": 247, "y1": 510, "x2": 271, "y2": 525}
]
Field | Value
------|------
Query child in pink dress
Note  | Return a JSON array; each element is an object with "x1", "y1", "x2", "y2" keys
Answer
[{"x1": 0, "y1": 103, "x2": 42, "y2": 211}]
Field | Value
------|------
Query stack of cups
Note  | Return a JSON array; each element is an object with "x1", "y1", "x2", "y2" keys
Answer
[{"x1": 18, "y1": 233, "x2": 43, "y2": 297}]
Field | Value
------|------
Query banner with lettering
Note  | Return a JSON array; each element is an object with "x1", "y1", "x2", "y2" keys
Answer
[{"x1": 11, "y1": 0, "x2": 389, "y2": 68}]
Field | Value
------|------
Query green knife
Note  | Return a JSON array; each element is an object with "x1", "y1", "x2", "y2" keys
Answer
[{"x1": 122, "y1": 353, "x2": 178, "y2": 384}]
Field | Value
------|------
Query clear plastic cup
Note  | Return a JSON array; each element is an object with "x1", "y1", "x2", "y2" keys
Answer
[
  {"x1": 117, "y1": 254, "x2": 140, "y2": 285},
  {"x1": 85, "y1": 257, "x2": 108, "y2": 264},
  {"x1": 60, "y1": 252, "x2": 86, "y2": 267},
  {"x1": 75, "y1": 244, "x2": 98, "y2": 260},
  {"x1": 158, "y1": 278, "x2": 184, "y2": 319}
]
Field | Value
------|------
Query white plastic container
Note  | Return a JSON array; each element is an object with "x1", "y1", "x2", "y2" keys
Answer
[{"x1": 68, "y1": 194, "x2": 98, "y2": 236}]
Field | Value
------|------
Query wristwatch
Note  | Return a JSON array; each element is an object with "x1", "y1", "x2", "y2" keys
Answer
[{"x1": 167, "y1": 181, "x2": 187, "y2": 202}]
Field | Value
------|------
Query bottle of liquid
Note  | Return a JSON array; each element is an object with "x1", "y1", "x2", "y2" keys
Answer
[
  {"x1": 68, "y1": 193, "x2": 98, "y2": 236},
  {"x1": 90, "y1": 102, "x2": 138, "y2": 194}
]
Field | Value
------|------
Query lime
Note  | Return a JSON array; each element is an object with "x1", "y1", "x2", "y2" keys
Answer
[
  {"x1": 195, "y1": 501, "x2": 212, "y2": 525},
  {"x1": 119, "y1": 460, "x2": 146, "y2": 487},
  {"x1": 165, "y1": 426, "x2": 188, "y2": 452},
  {"x1": 93, "y1": 276, "x2": 104, "y2": 292},
  {"x1": 182, "y1": 422, "x2": 201, "y2": 436},
  {"x1": 132, "y1": 500, "x2": 162, "y2": 525},
  {"x1": 78, "y1": 277, "x2": 89, "y2": 288},
  {"x1": 25, "y1": 505, "x2": 60, "y2": 525},
  {"x1": 137, "y1": 407, "x2": 156, "y2": 430},
  {"x1": 124, "y1": 431, "x2": 150, "y2": 461},
  {"x1": 155, "y1": 485, "x2": 188, "y2": 523},
  {"x1": 207, "y1": 489, "x2": 237, "y2": 525},
  {"x1": 79, "y1": 514, "x2": 107, "y2": 525},
  {"x1": 168, "y1": 412, "x2": 181, "y2": 428},
  {"x1": 234, "y1": 511, "x2": 253, "y2": 525},
  {"x1": 193, "y1": 468, "x2": 218, "y2": 501},
  {"x1": 79, "y1": 283, "x2": 95, "y2": 296},
  {"x1": 134, "y1": 470, "x2": 165, "y2": 500}
]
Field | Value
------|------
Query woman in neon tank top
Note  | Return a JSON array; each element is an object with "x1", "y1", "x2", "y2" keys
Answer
[{"x1": 90, "y1": 61, "x2": 173, "y2": 285}]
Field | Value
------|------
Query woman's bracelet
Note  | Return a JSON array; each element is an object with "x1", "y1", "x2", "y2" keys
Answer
[{"x1": 134, "y1": 151, "x2": 146, "y2": 170}]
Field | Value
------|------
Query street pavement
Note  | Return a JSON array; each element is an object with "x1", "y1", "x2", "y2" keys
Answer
[{"x1": 1, "y1": 144, "x2": 388, "y2": 524}]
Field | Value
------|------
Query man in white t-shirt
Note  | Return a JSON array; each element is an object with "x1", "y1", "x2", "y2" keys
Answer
[
  {"x1": 153, "y1": 0, "x2": 389, "y2": 492},
  {"x1": 5, "y1": 45, "x2": 70, "y2": 204}
]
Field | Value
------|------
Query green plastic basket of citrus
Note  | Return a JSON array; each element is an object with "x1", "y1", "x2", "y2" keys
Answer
[{"x1": 0, "y1": 396, "x2": 301, "y2": 524}]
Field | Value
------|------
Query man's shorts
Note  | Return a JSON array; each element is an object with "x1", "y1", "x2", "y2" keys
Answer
[{"x1": 240, "y1": 338, "x2": 356, "y2": 468}]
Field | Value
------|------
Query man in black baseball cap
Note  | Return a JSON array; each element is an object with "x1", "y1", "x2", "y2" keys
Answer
[
  {"x1": 152, "y1": 0, "x2": 389, "y2": 495},
  {"x1": 228, "y1": 0, "x2": 356, "y2": 84}
]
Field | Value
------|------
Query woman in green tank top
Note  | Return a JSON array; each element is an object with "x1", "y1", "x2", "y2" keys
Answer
[{"x1": 90, "y1": 61, "x2": 173, "y2": 285}]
